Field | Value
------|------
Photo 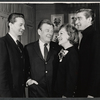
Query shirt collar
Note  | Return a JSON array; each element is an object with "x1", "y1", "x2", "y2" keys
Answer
[
  {"x1": 39, "y1": 39, "x2": 50, "y2": 47},
  {"x1": 8, "y1": 33, "x2": 19, "y2": 44}
]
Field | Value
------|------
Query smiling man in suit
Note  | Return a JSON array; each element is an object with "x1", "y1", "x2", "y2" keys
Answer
[
  {"x1": 0, "y1": 13, "x2": 25, "y2": 97},
  {"x1": 75, "y1": 9, "x2": 100, "y2": 98},
  {"x1": 25, "y1": 19, "x2": 59, "y2": 97}
]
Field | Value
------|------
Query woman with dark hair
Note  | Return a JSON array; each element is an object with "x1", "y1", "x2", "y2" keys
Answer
[{"x1": 53, "y1": 23, "x2": 79, "y2": 98}]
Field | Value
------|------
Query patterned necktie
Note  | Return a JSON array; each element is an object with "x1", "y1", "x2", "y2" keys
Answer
[
  {"x1": 16, "y1": 40, "x2": 23, "y2": 53},
  {"x1": 44, "y1": 43, "x2": 48, "y2": 61}
]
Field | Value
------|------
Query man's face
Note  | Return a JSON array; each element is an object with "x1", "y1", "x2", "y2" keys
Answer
[
  {"x1": 10, "y1": 17, "x2": 25, "y2": 36},
  {"x1": 75, "y1": 12, "x2": 91, "y2": 31},
  {"x1": 38, "y1": 23, "x2": 54, "y2": 43}
]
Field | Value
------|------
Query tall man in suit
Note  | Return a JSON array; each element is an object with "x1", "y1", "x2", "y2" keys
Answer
[
  {"x1": 0, "y1": 13, "x2": 25, "y2": 97},
  {"x1": 75, "y1": 9, "x2": 100, "y2": 98},
  {"x1": 25, "y1": 19, "x2": 59, "y2": 97}
]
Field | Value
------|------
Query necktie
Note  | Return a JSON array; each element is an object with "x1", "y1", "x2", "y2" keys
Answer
[
  {"x1": 16, "y1": 40, "x2": 23, "y2": 52},
  {"x1": 44, "y1": 43, "x2": 48, "y2": 61}
]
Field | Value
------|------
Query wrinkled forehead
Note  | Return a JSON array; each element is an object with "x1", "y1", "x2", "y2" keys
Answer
[
  {"x1": 14, "y1": 17, "x2": 25, "y2": 25},
  {"x1": 41, "y1": 23, "x2": 53, "y2": 29},
  {"x1": 15, "y1": 17, "x2": 24, "y2": 21},
  {"x1": 75, "y1": 12, "x2": 87, "y2": 20}
]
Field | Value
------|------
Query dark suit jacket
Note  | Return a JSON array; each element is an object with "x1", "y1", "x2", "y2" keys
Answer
[
  {"x1": 76, "y1": 25, "x2": 100, "y2": 97},
  {"x1": 0, "y1": 33, "x2": 25, "y2": 97},
  {"x1": 24, "y1": 40, "x2": 60, "y2": 97},
  {"x1": 54, "y1": 46, "x2": 79, "y2": 97}
]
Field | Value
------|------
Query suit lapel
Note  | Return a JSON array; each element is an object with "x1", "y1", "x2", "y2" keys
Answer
[
  {"x1": 33, "y1": 41, "x2": 55, "y2": 61},
  {"x1": 46, "y1": 42, "x2": 54, "y2": 61},
  {"x1": 5, "y1": 33, "x2": 20, "y2": 53},
  {"x1": 34, "y1": 41, "x2": 44, "y2": 61}
]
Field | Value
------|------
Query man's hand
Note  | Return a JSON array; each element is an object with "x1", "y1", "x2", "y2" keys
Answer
[
  {"x1": 87, "y1": 95, "x2": 94, "y2": 98},
  {"x1": 62, "y1": 95, "x2": 67, "y2": 98},
  {"x1": 26, "y1": 79, "x2": 38, "y2": 87}
]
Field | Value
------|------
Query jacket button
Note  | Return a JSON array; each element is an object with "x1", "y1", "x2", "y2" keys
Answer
[
  {"x1": 21, "y1": 56, "x2": 23, "y2": 58},
  {"x1": 45, "y1": 71, "x2": 48, "y2": 73},
  {"x1": 45, "y1": 62, "x2": 47, "y2": 64},
  {"x1": 22, "y1": 84, "x2": 24, "y2": 86}
]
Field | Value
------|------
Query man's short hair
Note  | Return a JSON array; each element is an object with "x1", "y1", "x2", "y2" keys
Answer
[
  {"x1": 37, "y1": 19, "x2": 54, "y2": 30},
  {"x1": 8, "y1": 13, "x2": 25, "y2": 24},
  {"x1": 76, "y1": 8, "x2": 95, "y2": 23}
]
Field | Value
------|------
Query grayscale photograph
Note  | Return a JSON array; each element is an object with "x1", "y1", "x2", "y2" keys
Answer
[{"x1": 0, "y1": 2, "x2": 99, "y2": 99}]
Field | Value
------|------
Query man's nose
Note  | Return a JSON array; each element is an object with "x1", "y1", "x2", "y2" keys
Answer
[
  {"x1": 57, "y1": 34, "x2": 60, "y2": 39},
  {"x1": 22, "y1": 25, "x2": 25, "y2": 30},
  {"x1": 75, "y1": 19, "x2": 78, "y2": 24}
]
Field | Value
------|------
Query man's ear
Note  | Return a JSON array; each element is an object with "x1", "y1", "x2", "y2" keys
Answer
[
  {"x1": 9, "y1": 22, "x2": 12, "y2": 27},
  {"x1": 38, "y1": 29, "x2": 41, "y2": 36},
  {"x1": 88, "y1": 17, "x2": 92, "y2": 22}
]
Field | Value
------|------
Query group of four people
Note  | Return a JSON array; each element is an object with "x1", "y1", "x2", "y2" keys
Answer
[{"x1": 0, "y1": 8, "x2": 100, "y2": 98}]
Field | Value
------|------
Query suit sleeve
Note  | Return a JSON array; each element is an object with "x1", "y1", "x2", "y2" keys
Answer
[
  {"x1": 0, "y1": 39, "x2": 12, "y2": 97},
  {"x1": 88, "y1": 33, "x2": 100, "y2": 96}
]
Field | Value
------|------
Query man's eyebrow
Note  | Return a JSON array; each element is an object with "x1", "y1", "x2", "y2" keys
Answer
[
  {"x1": 79, "y1": 16, "x2": 82, "y2": 18},
  {"x1": 77, "y1": 17, "x2": 82, "y2": 19}
]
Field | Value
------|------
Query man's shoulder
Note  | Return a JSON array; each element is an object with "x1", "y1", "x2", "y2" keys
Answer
[
  {"x1": 50, "y1": 41, "x2": 58, "y2": 48},
  {"x1": 0, "y1": 35, "x2": 7, "y2": 43},
  {"x1": 89, "y1": 26, "x2": 99, "y2": 35},
  {"x1": 25, "y1": 40, "x2": 38, "y2": 48},
  {"x1": 0, "y1": 35, "x2": 9, "y2": 49},
  {"x1": 50, "y1": 41, "x2": 62, "y2": 52},
  {"x1": 84, "y1": 26, "x2": 100, "y2": 38},
  {"x1": 90, "y1": 27, "x2": 100, "y2": 38},
  {"x1": 92, "y1": 31, "x2": 100, "y2": 41}
]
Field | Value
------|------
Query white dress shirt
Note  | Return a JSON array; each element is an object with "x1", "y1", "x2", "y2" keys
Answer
[{"x1": 39, "y1": 39, "x2": 50, "y2": 58}]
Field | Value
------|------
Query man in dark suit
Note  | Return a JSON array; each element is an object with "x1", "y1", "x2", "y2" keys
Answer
[
  {"x1": 75, "y1": 9, "x2": 100, "y2": 98},
  {"x1": 25, "y1": 19, "x2": 60, "y2": 97},
  {"x1": 0, "y1": 13, "x2": 25, "y2": 97}
]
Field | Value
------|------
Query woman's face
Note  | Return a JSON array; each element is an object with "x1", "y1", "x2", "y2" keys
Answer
[{"x1": 58, "y1": 27, "x2": 69, "y2": 46}]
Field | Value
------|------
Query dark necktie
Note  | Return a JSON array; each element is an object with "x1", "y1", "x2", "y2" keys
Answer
[
  {"x1": 44, "y1": 43, "x2": 48, "y2": 61},
  {"x1": 16, "y1": 40, "x2": 23, "y2": 53}
]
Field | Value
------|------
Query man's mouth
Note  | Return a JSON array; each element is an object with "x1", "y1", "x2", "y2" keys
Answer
[
  {"x1": 46, "y1": 34, "x2": 52, "y2": 38},
  {"x1": 20, "y1": 30, "x2": 24, "y2": 33}
]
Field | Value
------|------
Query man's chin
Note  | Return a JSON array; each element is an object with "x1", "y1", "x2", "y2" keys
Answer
[
  {"x1": 19, "y1": 33, "x2": 23, "y2": 36},
  {"x1": 46, "y1": 38, "x2": 52, "y2": 42}
]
